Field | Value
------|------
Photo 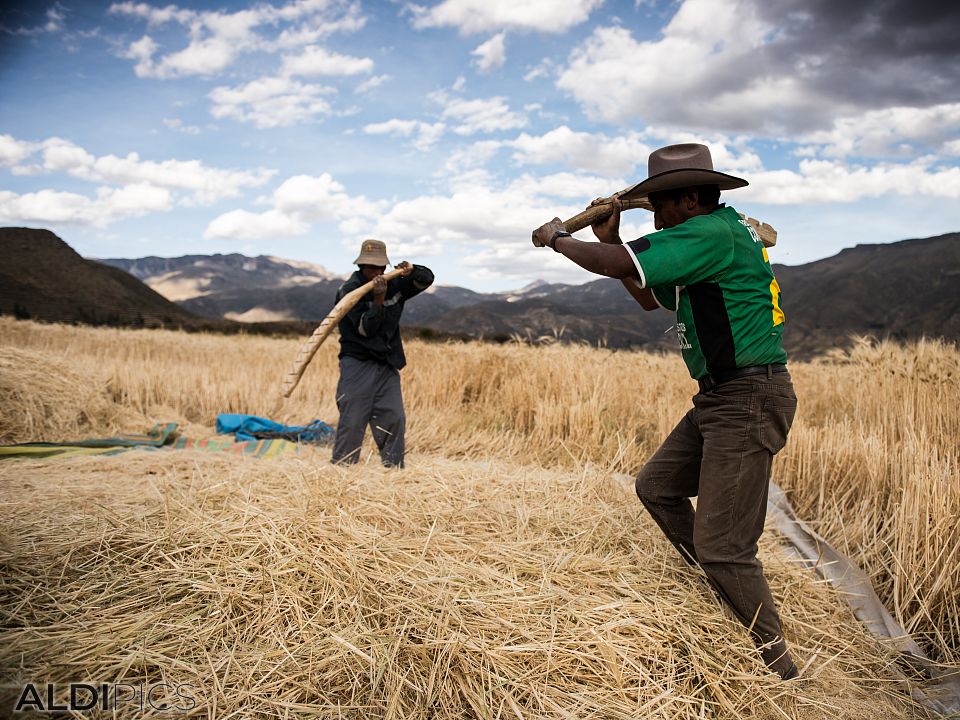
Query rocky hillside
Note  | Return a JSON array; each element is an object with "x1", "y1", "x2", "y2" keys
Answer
[{"x1": 0, "y1": 227, "x2": 207, "y2": 329}]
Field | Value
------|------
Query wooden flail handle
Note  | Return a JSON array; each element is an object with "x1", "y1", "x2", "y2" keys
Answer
[
  {"x1": 560, "y1": 196, "x2": 777, "y2": 248},
  {"x1": 280, "y1": 267, "x2": 407, "y2": 398},
  {"x1": 562, "y1": 197, "x2": 653, "y2": 233}
]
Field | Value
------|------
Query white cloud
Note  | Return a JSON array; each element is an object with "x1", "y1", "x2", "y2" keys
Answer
[
  {"x1": 369, "y1": 172, "x2": 616, "y2": 249},
  {"x1": 203, "y1": 208, "x2": 308, "y2": 241},
  {"x1": 117, "y1": 14, "x2": 259, "y2": 79},
  {"x1": 41, "y1": 139, "x2": 95, "y2": 172},
  {"x1": 364, "y1": 170, "x2": 632, "y2": 283},
  {"x1": 471, "y1": 32, "x2": 505, "y2": 73},
  {"x1": 412, "y1": 123, "x2": 448, "y2": 151},
  {"x1": 155, "y1": 35, "x2": 244, "y2": 77},
  {"x1": 0, "y1": 135, "x2": 40, "y2": 167},
  {"x1": 122, "y1": 35, "x2": 160, "y2": 77},
  {"x1": 6, "y1": 4, "x2": 68, "y2": 35},
  {"x1": 944, "y1": 140, "x2": 960, "y2": 156},
  {"x1": 509, "y1": 171, "x2": 621, "y2": 200},
  {"x1": 438, "y1": 140, "x2": 503, "y2": 176},
  {"x1": 110, "y1": 0, "x2": 368, "y2": 78},
  {"x1": 742, "y1": 158, "x2": 960, "y2": 205},
  {"x1": 508, "y1": 126, "x2": 651, "y2": 176},
  {"x1": 208, "y1": 76, "x2": 335, "y2": 128},
  {"x1": 440, "y1": 96, "x2": 526, "y2": 135},
  {"x1": 355, "y1": 74, "x2": 390, "y2": 93},
  {"x1": 554, "y1": 0, "x2": 960, "y2": 145},
  {"x1": 43, "y1": 5, "x2": 66, "y2": 33},
  {"x1": 272, "y1": 174, "x2": 379, "y2": 219},
  {"x1": 797, "y1": 103, "x2": 960, "y2": 159},
  {"x1": 364, "y1": 119, "x2": 446, "y2": 150},
  {"x1": 102, "y1": 182, "x2": 174, "y2": 216},
  {"x1": 0, "y1": 184, "x2": 172, "y2": 227},
  {"x1": 162, "y1": 118, "x2": 202, "y2": 135},
  {"x1": 364, "y1": 119, "x2": 420, "y2": 137},
  {"x1": 33, "y1": 138, "x2": 273, "y2": 204},
  {"x1": 458, "y1": 243, "x2": 592, "y2": 284},
  {"x1": 109, "y1": 2, "x2": 196, "y2": 26},
  {"x1": 281, "y1": 45, "x2": 374, "y2": 76},
  {"x1": 409, "y1": 0, "x2": 602, "y2": 34},
  {"x1": 204, "y1": 172, "x2": 384, "y2": 240},
  {"x1": 270, "y1": 1, "x2": 367, "y2": 47},
  {"x1": 555, "y1": 1, "x2": 819, "y2": 132},
  {"x1": 1, "y1": 135, "x2": 273, "y2": 208},
  {"x1": 523, "y1": 59, "x2": 552, "y2": 82}
]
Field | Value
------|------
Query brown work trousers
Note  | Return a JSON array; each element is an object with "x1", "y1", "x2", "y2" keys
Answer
[{"x1": 635, "y1": 371, "x2": 798, "y2": 677}]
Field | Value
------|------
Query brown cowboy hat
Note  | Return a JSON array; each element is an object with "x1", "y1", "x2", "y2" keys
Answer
[
  {"x1": 620, "y1": 143, "x2": 748, "y2": 201},
  {"x1": 353, "y1": 238, "x2": 391, "y2": 266}
]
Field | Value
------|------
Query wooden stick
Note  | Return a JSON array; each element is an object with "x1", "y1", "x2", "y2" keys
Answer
[
  {"x1": 561, "y1": 198, "x2": 653, "y2": 234},
  {"x1": 560, "y1": 197, "x2": 778, "y2": 248},
  {"x1": 280, "y1": 268, "x2": 407, "y2": 398}
]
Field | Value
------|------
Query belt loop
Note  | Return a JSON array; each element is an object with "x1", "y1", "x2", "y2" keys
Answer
[{"x1": 767, "y1": 364, "x2": 772, "y2": 379}]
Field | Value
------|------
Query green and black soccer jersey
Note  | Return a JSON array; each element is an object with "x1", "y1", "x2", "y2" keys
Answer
[{"x1": 624, "y1": 205, "x2": 786, "y2": 380}]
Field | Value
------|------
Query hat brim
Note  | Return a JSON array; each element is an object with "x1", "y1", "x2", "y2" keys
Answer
[
  {"x1": 620, "y1": 168, "x2": 748, "y2": 201},
  {"x1": 353, "y1": 254, "x2": 391, "y2": 266}
]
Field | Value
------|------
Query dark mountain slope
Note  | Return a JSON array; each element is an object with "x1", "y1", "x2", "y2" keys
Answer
[{"x1": 0, "y1": 227, "x2": 205, "y2": 328}]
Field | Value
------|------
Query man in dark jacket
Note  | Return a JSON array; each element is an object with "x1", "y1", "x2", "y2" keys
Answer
[
  {"x1": 332, "y1": 238, "x2": 434, "y2": 468},
  {"x1": 532, "y1": 143, "x2": 799, "y2": 680}
]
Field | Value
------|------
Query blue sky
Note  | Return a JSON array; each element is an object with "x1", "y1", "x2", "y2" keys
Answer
[{"x1": 2, "y1": 0, "x2": 959, "y2": 291}]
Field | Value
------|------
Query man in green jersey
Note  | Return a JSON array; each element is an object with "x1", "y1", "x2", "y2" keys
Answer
[{"x1": 532, "y1": 143, "x2": 799, "y2": 680}]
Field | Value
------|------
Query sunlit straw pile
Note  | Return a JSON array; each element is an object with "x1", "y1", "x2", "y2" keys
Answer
[
  {"x1": 0, "y1": 451, "x2": 938, "y2": 718},
  {"x1": 0, "y1": 346, "x2": 132, "y2": 443}
]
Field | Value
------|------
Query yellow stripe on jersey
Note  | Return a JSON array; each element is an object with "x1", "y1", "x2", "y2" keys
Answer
[{"x1": 770, "y1": 277, "x2": 785, "y2": 326}]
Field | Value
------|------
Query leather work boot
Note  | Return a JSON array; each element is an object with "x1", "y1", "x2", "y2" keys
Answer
[{"x1": 760, "y1": 640, "x2": 800, "y2": 680}]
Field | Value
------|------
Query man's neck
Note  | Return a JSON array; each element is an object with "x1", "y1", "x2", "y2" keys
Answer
[{"x1": 683, "y1": 203, "x2": 723, "y2": 222}]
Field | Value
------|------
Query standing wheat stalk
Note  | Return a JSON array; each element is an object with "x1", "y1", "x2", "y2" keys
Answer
[{"x1": 280, "y1": 268, "x2": 407, "y2": 398}]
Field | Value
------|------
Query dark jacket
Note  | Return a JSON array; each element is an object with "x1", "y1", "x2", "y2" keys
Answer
[{"x1": 336, "y1": 265, "x2": 434, "y2": 370}]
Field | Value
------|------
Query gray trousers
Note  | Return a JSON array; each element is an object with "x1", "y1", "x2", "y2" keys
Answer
[
  {"x1": 635, "y1": 372, "x2": 798, "y2": 677},
  {"x1": 332, "y1": 356, "x2": 406, "y2": 467}
]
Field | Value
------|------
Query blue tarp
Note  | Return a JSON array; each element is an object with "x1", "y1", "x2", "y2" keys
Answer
[{"x1": 216, "y1": 414, "x2": 335, "y2": 445}]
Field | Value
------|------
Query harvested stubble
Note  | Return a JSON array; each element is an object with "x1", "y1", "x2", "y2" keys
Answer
[{"x1": 0, "y1": 451, "x2": 938, "y2": 719}]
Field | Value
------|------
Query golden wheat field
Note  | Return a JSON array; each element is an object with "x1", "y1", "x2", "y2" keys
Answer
[{"x1": 1, "y1": 317, "x2": 958, "y2": 719}]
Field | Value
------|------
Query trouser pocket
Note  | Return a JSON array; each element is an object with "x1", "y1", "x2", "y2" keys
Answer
[{"x1": 760, "y1": 394, "x2": 796, "y2": 454}]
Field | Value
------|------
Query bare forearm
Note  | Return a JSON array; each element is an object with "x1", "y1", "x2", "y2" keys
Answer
[
  {"x1": 554, "y1": 236, "x2": 636, "y2": 279},
  {"x1": 621, "y1": 277, "x2": 658, "y2": 310}
]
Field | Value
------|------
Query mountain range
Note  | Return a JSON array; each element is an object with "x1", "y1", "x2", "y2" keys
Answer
[
  {"x1": 100, "y1": 233, "x2": 960, "y2": 357},
  {"x1": 2, "y1": 226, "x2": 957, "y2": 357}
]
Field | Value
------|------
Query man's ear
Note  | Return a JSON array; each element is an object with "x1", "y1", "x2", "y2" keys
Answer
[{"x1": 683, "y1": 188, "x2": 699, "y2": 210}]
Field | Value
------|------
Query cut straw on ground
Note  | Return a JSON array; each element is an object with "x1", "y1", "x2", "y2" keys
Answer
[
  {"x1": 0, "y1": 451, "x2": 945, "y2": 718},
  {"x1": 1, "y1": 318, "x2": 957, "y2": 718}
]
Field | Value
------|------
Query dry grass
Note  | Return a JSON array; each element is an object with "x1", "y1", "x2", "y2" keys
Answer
[
  {"x1": 0, "y1": 317, "x2": 957, "y2": 717},
  {"x1": 0, "y1": 451, "x2": 938, "y2": 718},
  {"x1": 780, "y1": 339, "x2": 960, "y2": 667}
]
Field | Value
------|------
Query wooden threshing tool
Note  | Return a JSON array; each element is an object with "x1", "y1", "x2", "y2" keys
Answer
[
  {"x1": 279, "y1": 267, "x2": 407, "y2": 399},
  {"x1": 552, "y1": 193, "x2": 777, "y2": 247}
]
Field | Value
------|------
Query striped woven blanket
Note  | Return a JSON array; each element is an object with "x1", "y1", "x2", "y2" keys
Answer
[{"x1": 0, "y1": 423, "x2": 299, "y2": 460}]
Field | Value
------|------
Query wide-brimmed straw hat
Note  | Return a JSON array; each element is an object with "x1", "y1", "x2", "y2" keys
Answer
[
  {"x1": 353, "y1": 239, "x2": 391, "y2": 266},
  {"x1": 620, "y1": 143, "x2": 748, "y2": 201}
]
